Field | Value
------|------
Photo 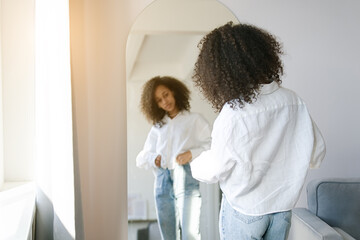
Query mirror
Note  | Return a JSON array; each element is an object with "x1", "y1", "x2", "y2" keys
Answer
[{"x1": 126, "y1": 0, "x2": 238, "y2": 239}]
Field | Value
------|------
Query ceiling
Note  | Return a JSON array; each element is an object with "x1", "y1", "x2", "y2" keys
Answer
[{"x1": 126, "y1": 33, "x2": 205, "y2": 82}]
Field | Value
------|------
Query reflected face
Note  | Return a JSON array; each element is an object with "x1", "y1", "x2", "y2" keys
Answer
[{"x1": 154, "y1": 85, "x2": 178, "y2": 116}]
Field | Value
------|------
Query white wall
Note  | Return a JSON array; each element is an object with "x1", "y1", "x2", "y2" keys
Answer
[
  {"x1": 69, "y1": 0, "x2": 360, "y2": 239},
  {"x1": 0, "y1": 0, "x2": 3, "y2": 187},
  {"x1": 70, "y1": 0, "x2": 152, "y2": 239}
]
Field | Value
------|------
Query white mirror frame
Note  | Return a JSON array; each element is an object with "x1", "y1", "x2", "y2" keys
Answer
[{"x1": 126, "y1": 0, "x2": 238, "y2": 239}]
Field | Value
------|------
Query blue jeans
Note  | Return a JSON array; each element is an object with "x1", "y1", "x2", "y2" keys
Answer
[
  {"x1": 154, "y1": 164, "x2": 201, "y2": 240},
  {"x1": 219, "y1": 195, "x2": 291, "y2": 240}
]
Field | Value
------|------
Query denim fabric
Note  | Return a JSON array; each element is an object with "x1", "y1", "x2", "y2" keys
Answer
[
  {"x1": 154, "y1": 164, "x2": 201, "y2": 240},
  {"x1": 174, "y1": 164, "x2": 201, "y2": 240},
  {"x1": 219, "y1": 195, "x2": 291, "y2": 240},
  {"x1": 154, "y1": 168, "x2": 177, "y2": 240}
]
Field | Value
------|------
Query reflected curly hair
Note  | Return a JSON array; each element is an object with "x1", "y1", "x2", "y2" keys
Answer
[
  {"x1": 193, "y1": 22, "x2": 284, "y2": 112},
  {"x1": 140, "y1": 76, "x2": 190, "y2": 127}
]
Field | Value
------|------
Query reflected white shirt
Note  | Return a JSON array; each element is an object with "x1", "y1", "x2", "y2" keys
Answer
[
  {"x1": 136, "y1": 111, "x2": 211, "y2": 170},
  {"x1": 190, "y1": 82, "x2": 326, "y2": 216}
]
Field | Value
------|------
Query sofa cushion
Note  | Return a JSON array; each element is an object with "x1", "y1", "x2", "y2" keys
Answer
[{"x1": 307, "y1": 178, "x2": 360, "y2": 239}]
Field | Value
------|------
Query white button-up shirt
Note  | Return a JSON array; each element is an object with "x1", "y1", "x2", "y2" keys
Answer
[
  {"x1": 190, "y1": 82, "x2": 326, "y2": 216},
  {"x1": 136, "y1": 111, "x2": 211, "y2": 170}
]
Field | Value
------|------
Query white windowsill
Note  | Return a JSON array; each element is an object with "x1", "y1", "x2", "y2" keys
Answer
[{"x1": 0, "y1": 181, "x2": 36, "y2": 240}]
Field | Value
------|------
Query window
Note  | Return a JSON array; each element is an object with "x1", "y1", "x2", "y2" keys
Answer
[{"x1": 0, "y1": 0, "x2": 35, "y2": 190}]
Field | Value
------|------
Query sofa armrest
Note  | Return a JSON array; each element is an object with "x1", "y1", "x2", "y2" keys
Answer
[
  {"x1": 333, "y1": 228, "x2": 356, "y2": 240},
  {"x1": 288, "y1": 208, "x2": 342, "y2": 240}
]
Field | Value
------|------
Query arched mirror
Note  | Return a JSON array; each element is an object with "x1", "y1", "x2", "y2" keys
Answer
[{"x1": 126, "y1": 0, "x2": 238, "y2": 239}]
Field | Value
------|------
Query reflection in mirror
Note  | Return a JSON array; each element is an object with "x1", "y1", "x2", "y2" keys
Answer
[{"x1": 126, "y1": 0, "x2": 238, "y2": 239}]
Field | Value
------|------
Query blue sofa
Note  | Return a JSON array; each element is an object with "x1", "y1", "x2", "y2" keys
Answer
[{"x1": 289, "y1": 178, "x2": 360, "y2": 240}]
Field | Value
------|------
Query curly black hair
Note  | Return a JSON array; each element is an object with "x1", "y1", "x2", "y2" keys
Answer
[
  {"x1": 193, "y1": 22, "x2": 284, "y2": 112},
  {"x1": 140, "y1": 76, "x2": 190, "y2": 127}
]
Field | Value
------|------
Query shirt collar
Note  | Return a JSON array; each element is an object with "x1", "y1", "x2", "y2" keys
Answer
[
  {"x1": 259, "y1": 81, "x2": 280, "y2": 95},
  {"x1": 164, "y1": 110, "x2": 186, "y2": 122}
]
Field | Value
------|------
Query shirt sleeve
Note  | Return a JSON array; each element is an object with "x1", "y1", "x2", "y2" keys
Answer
[
  {"x1": 188, "y1": 115, "x2": 212, "y2": 160},
  {"x1": 190, "y1": 110, "x2": 237, "y2": 184},
  {"x1": 309, "y1": 119, "x2": 326, "y2": 169},
  {"x1": 136, "y1": 127, "x2": 158, "y2": 170}
]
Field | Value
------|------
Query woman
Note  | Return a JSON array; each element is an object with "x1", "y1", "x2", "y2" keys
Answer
[
  {"x1": 190, "y1": 22, "x2": 326, "y2": 240},
  {"x1": 136, "y1": 76, "x2": 211, "y2": 240}
]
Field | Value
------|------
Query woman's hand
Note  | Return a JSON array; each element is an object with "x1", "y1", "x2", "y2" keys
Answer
[
  {"x1": 155, "y1": 155, "x2": 161, "y2": 167},
  {"x1": 176, "y1": 151, "x2": 192, "y2": 165}
]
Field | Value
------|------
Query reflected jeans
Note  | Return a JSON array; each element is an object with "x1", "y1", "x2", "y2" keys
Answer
[
  {"x1": 154, "y1": 163, "x2": 201, "y2": 240},
  {"x1": 219, "y1": 195, "x2": 291, "y2": 240}
]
